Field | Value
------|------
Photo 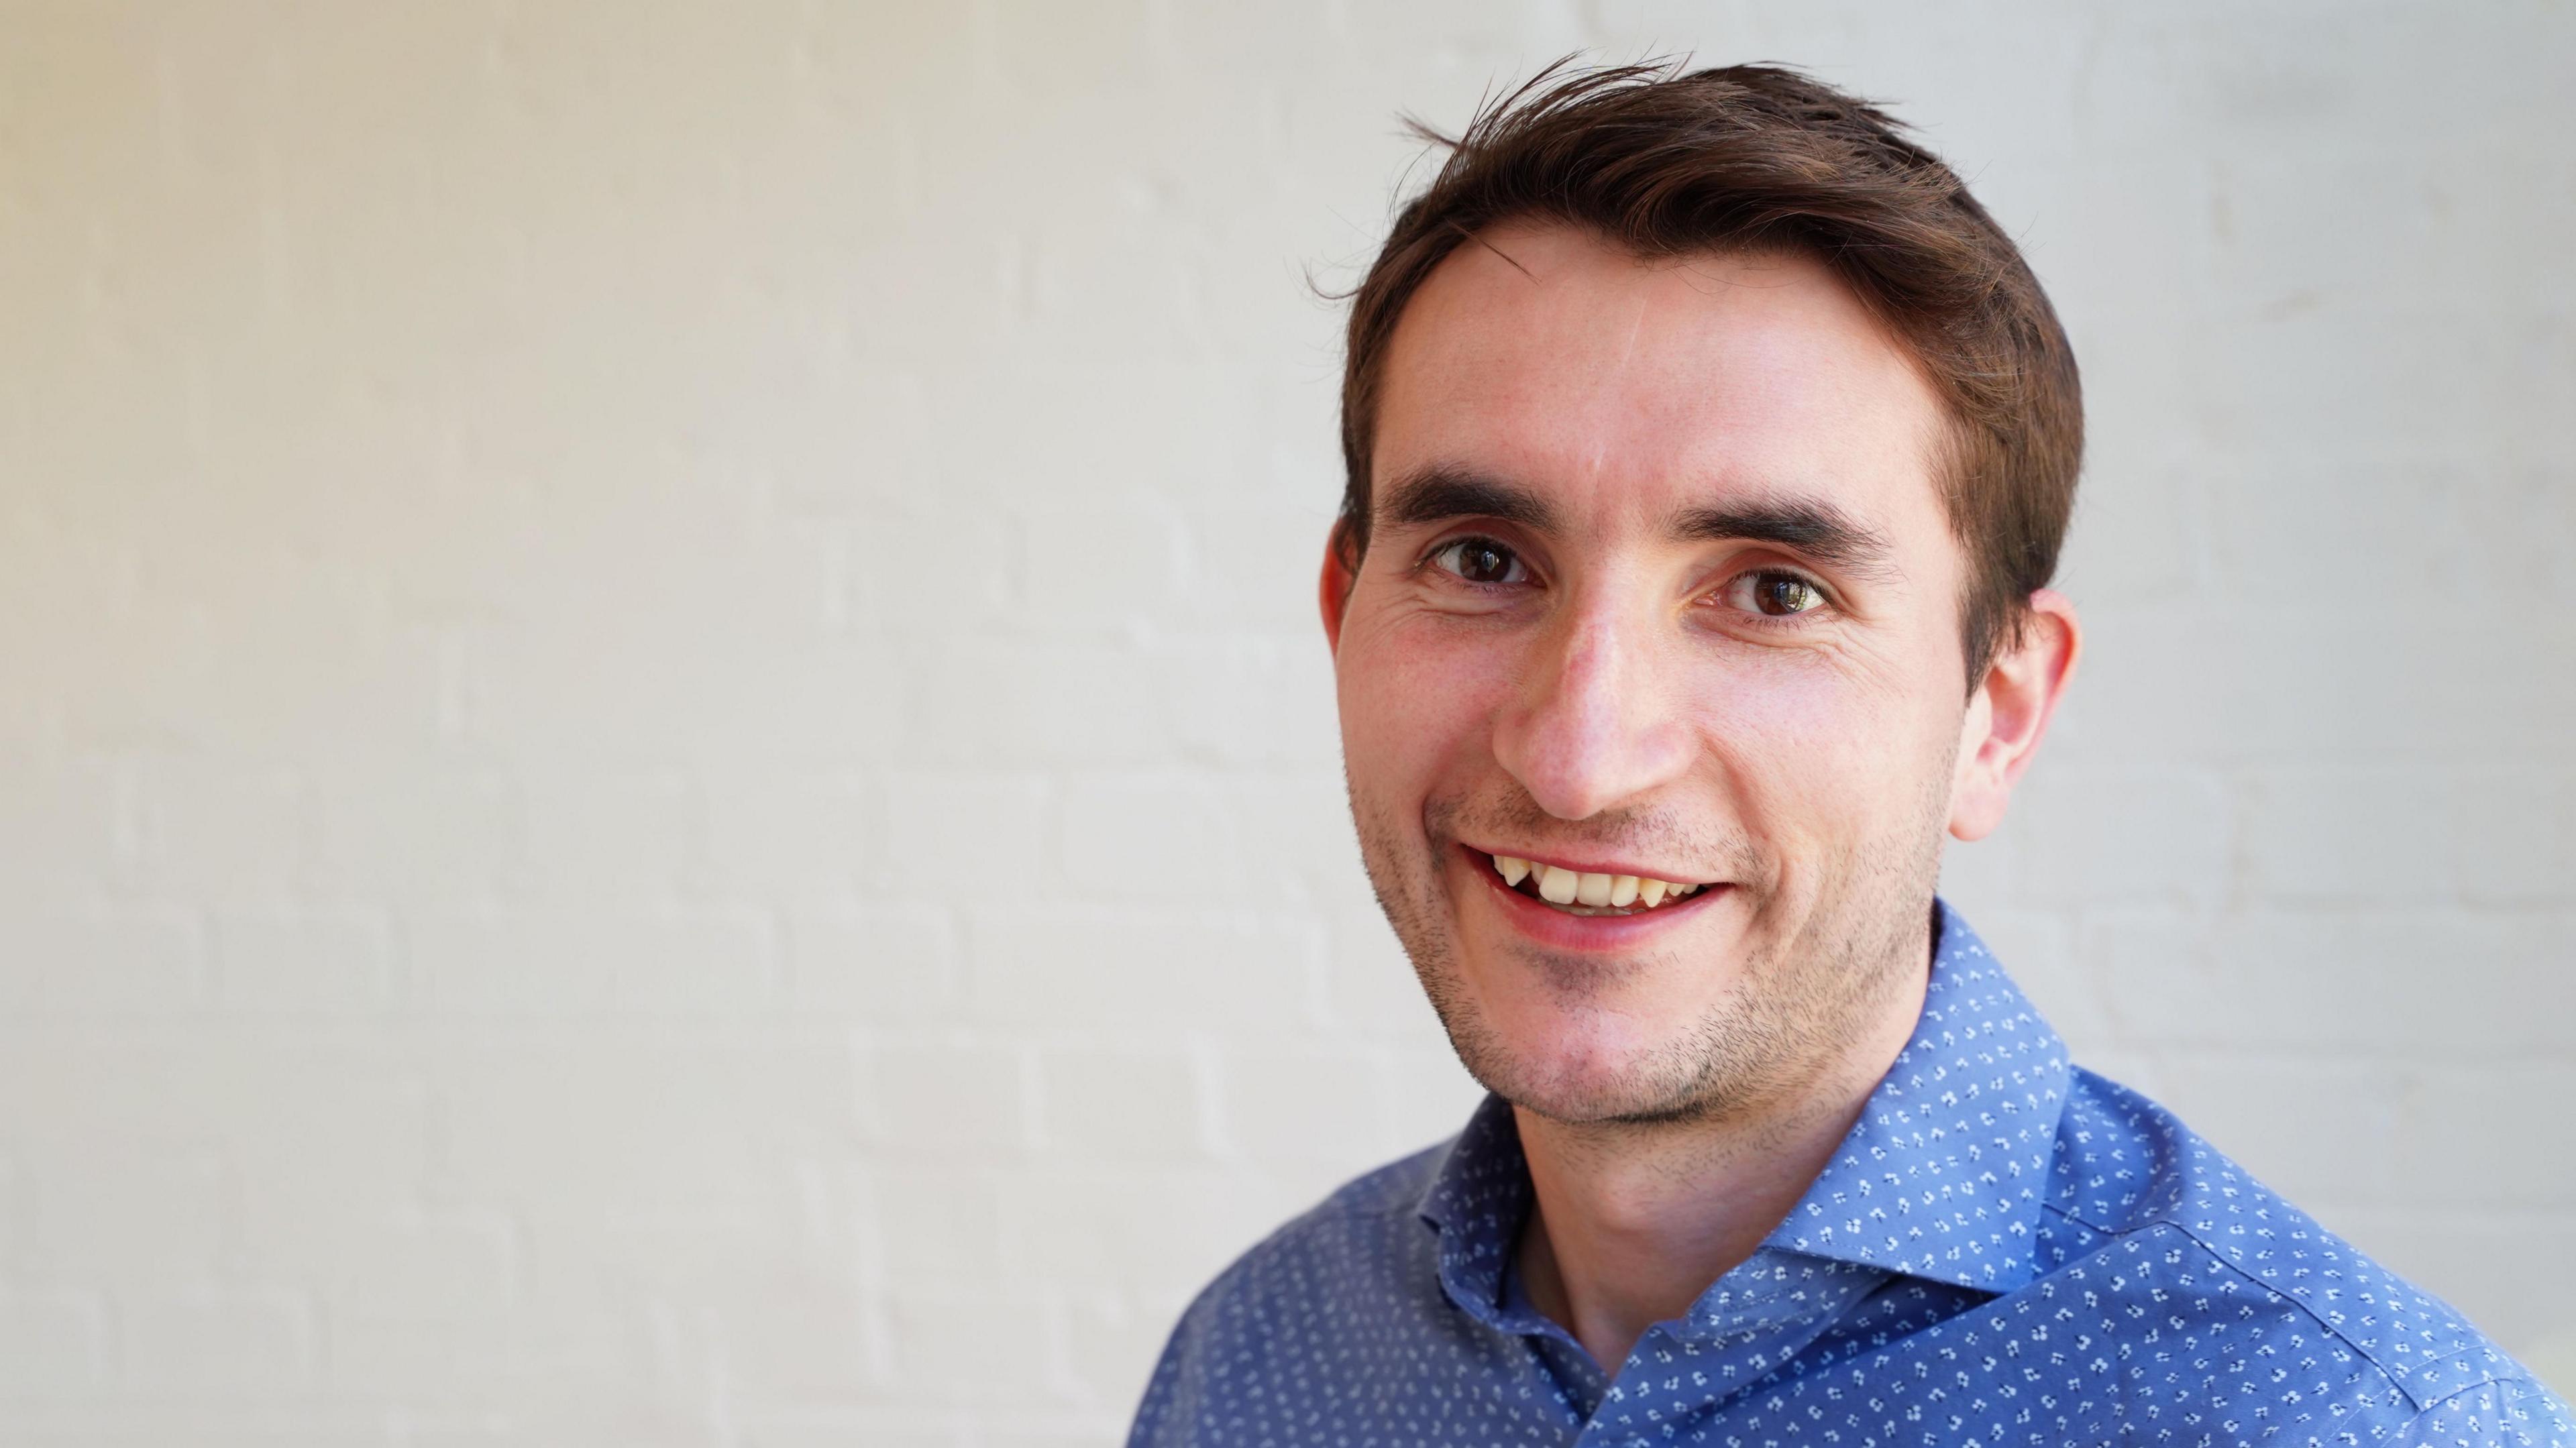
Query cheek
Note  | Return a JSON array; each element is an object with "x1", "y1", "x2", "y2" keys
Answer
[
  {"x1": 1336, "y1": 610, "x2": 1517, "y2": 799},
  {"x1": 1686, "y1": 649, "x2": 1945, "y2": 848}
]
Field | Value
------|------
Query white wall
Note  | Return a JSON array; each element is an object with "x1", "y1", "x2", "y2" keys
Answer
[{"x1": 1, "y1": 1, "x2": 2569, "y2": 1442}]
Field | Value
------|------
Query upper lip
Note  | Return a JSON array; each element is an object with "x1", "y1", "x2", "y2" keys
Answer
[{"x1": 1460, "y1": 843, "x2": 1710, "y2": 885}]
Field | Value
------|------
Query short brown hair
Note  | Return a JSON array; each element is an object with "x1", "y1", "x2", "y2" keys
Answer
[{"x1": 1336, "y1": 60, "x2": 2083, "y2": 687}]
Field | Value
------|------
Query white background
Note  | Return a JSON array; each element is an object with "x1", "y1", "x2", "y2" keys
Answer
[{"x1": 1, "y1": 1, "x2": 2571, "y2": 1443}]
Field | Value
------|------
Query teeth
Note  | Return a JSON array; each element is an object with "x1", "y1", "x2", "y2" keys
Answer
[{"x1": 1494, "y1": 854, "x2": 1702, "y2": 913}]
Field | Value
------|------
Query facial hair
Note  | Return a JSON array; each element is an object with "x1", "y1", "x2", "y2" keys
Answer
[{"x1": 1348, "y1": 758, "x2": 1950, "y2": 1131}]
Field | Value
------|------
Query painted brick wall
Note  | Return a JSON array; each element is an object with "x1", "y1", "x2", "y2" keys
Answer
[{"x1": 1, "y1": 2, "x2": 2569, "y2": 1442}]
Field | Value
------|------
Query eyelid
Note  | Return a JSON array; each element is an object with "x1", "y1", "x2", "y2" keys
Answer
[
  {"x1": 1725, "y1": 546, "x2": 1835, "y2": 590},
  {"x1": 1415, "y1": 524, "x2": 1516, "y2": 557},
  {"x1": 1750, "y1": 563, "x2": 1832, "y2": 600}
]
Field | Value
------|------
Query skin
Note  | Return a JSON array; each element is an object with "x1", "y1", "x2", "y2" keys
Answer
[{"x1": 1318, "y1": 221, "x2": 2080, "y2": 1374}]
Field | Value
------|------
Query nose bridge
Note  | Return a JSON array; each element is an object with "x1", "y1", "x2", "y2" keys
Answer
[
  {"x1": 1500, "y1": 577, "x2": 1687, "y2": 820},
  {"x1": 1547, "y1": 594, "x2": 1632, "y2": 734}
]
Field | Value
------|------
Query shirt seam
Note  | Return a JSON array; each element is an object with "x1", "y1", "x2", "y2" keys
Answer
[
  {"x1": 2404, "y1": 1374, "x2": 2571, "y2": 1437},
  {"x1": 2151, "y1": 1215, "x2": 2514, "y2": 1414}
]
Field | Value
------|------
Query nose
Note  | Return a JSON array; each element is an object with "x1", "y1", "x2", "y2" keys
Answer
[{"x1": 1489, "y1": 598, "x2": 1694, "y2": 821}]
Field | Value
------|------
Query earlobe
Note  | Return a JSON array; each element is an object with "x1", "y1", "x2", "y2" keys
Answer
[
  {"x1": 1948, "y1": 588, "x2": 2082, "y2": 842},
  {"x1": 1319, "y1": 521, "x2": 1358, "y2": 653}
]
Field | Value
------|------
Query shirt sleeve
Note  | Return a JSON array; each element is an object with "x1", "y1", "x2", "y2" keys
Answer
[
  {"x1": 1123, "y1": 1280, "x2": 1224, "y2": 1448},
  {"x1": 2392, "y1": 1376, "x2": 2576, "y2": 1447}
]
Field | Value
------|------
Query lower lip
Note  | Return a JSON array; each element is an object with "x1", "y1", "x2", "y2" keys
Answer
[{"x1": 1462, "y1": 848, "x2": 1726, "y2": 951}]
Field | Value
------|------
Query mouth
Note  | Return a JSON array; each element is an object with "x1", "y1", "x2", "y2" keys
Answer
[{"x1": 1469, "y1": 846, "x2": 1717, "y2": 917}]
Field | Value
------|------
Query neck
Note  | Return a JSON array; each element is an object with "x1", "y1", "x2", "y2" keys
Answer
[{"x1": 1511, "y1": 942, "x2": 1931, "y2": 1374}]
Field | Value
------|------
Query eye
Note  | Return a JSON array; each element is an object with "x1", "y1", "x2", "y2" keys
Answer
[
  {"x1": 1725, "y1": 569, "x2": 1831, "y2": 618},
  {"x1": 1428, "y1": 537, "x2": 1529, "y2": 586}
]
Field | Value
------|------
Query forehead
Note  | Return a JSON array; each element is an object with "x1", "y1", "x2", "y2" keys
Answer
[{"x1": 1373, "y1": 222, "x2": 1951, "y2": 539}]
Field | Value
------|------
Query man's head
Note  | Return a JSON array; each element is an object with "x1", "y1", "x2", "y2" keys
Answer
[{"x1": 1320, "y1": 63, "x2": 2084, "y2": 1128}]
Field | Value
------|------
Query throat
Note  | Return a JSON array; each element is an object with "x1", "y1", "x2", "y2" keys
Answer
[
  {"x1": 1503, "y1": 1053, "x2": 1902, "y2": 1372},
  {"x1": 1512, "y1": 1190, "x2": 1719, "y2": 1374}
]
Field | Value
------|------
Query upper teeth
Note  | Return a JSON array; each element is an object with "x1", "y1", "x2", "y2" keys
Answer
[{"x1": 1491, "y1": 855, "x2": 1700, "y2": 909}]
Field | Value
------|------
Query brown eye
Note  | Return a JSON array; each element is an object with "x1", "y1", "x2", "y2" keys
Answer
[
  {"x1": 1431, "y1": 539, "x2": 1527, "y2": 586},
  {"x1": 1733, "y1": 571, "x2": 1826, "y2": 617},
  {"x1": 1756, "y1": 575, "x2": 1817, "y2": 615}
]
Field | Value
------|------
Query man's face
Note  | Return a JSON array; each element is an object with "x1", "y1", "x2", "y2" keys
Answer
[{"x1": 1328, "y1": 223, "x2": 1980, "y2": 1126}]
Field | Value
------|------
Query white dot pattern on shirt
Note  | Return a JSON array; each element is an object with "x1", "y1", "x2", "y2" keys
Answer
[{"x1": 1128, "y1": 903, "x2": 2576, "y2": 1447}]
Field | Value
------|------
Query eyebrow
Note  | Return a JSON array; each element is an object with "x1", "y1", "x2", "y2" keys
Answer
[
  {"x1": 1379, "y1": 461, "x2": 1897, "y2": 577},
  {"x1": 1667, "y1": 498, "x2": 1898, "y2": 576},
  {"x1": 1376, "y1": 464, "x2": 1558, "y2": 534}
]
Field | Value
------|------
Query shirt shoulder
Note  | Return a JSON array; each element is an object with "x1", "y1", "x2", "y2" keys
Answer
[
  {"x1": 2392, "y1": 1376, "x2": 2576, "y2": 1446},
  {"x1": 1193, "y1": 1132, "x2": 1452, "y2": 1306},
  {"x1": 1208, "y1": 1133, "x2": 1454, "y2": 1285},
  {"x1": 1124, "y1": 1139, "x2": 1461, "y2": 1446},
  {"x1": 2043, "y1": 1065, "x2": 2570, "y2": 1423}
]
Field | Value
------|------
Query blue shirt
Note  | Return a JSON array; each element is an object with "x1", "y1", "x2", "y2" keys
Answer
[{"x1": 1129, "y1": 902, "x2": 2575, "y2": 1447}]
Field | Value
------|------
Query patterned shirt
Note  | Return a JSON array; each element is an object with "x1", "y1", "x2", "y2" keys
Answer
[{"x1": 1129, "y1": 901, "x2": 2575, "y2": 1447}]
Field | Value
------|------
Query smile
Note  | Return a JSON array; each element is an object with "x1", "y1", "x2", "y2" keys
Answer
[{"x1": 1484, "y1": 851, "x2": 1707, "y2": 915}]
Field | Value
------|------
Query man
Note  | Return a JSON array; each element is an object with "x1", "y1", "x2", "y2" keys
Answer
[{"x1": 1128, "y1": 62, "x2": 2573, "y2": 1446}]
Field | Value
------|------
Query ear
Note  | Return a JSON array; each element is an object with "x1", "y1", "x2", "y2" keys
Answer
[
  {"x1": 1318, "y1": 520, "x2": 1358, "y2": 653},
  {"x1": 1949, "y1": 588, "x2": 2081, "y2": 842}
]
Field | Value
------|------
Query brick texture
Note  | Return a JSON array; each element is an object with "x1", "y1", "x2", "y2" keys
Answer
[{"x1": 0, "y1": 1, "x2": 2569, "y2": 1441}]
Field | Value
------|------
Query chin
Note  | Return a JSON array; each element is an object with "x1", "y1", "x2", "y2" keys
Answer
[{"x1": 1442, "y1": 990, "x2": 1718, "y2": 1125}]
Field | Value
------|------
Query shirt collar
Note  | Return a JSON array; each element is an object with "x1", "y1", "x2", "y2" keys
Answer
[
  {"x1": 1415, "y1": 1090, "x2": 1532, "y2": 1330},
  {"x1": 1416, "y1": 899, "x2": 2072, "y2": 1322},
  {"x1": 1758, "y1": 901, "x2": 2071, "y2": 1292}
]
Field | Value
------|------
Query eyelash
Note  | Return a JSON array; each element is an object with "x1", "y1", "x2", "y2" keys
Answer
[{"x1": 1417, "y1": 535, "x2": 1836, "y2": 624}]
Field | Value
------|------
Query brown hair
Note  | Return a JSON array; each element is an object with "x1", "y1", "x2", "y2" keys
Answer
[{"x1": 1336, "y1": 60, "x2": 2083, "y2": 686}]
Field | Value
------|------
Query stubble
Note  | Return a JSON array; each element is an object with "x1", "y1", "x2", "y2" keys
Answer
[{"x1": 1348, "y1": 761, "x2": 1950, "y2": 1131}]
